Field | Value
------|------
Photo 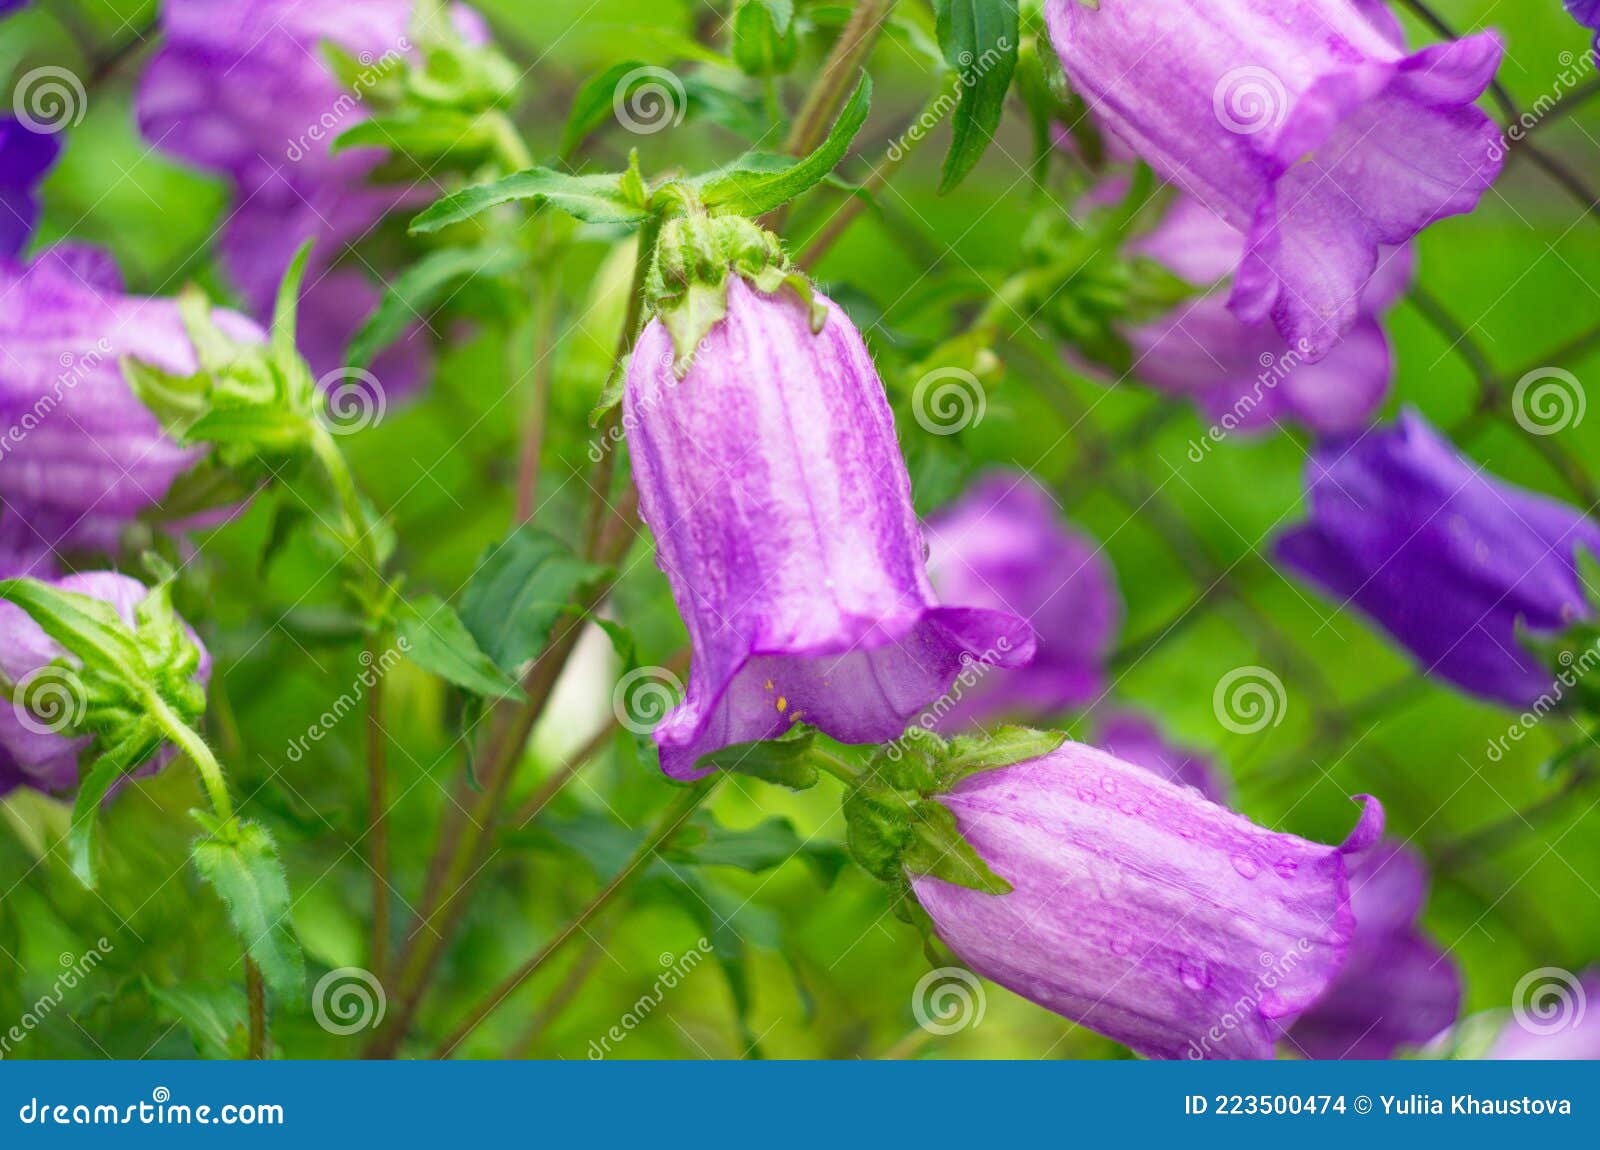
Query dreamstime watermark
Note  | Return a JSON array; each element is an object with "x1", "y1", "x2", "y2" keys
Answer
[
  {"x1": 284, "y1": 39, "x2": 410, "y2": 162},
  {"x1": 1489, "y1": 47, "x2": 1598, "y2": 163},
  {"x1": 613, "y1": 66, "x2": 686, "y2": 134},
  {"x1": 1487, "y1": 639, "x2": 1600, "y2": 763},
  {"x1": 1511, "y1": 966, "x2": 1587, "y2": 1037},
  {"x1": 884, "y1": 638, "x2": 1017, "y2": 761},
  {"x1": 586, "y1": 939, "x2": 713, "y2": 1058},
  {"x1": 911, "y1": 966, "x2": 986, "y2": 1035},
  {"x1": 317, "y1": 367, "x2": 387, "y2": 435},
  {"x1": 0, "y1": 340, "x2": 113, "y2": 464},
  {"x1": 1185, "y1": 339, "x2": 1313, "y2": 462},
  {"x1": 1185, "y1": 939, "x2": 1314, "y2": 1059},
  {"x1": 612, "y1": 665, "x2": 684, "y2": 734},
  {"x1": 1212, "y1": 66, "x2": 1289, "y2": 136},
  {"x1": 312, "y1": 967, "x2": 386, "y2": 1036},
  {"x1": 886, "y1": 39, "x2": 1013, "y2": 162},
  {"x1": 10, "y1": 665, "x2": 87, "y2": 736},
  {"x1": 0, "y1": 939, "x2": 114, "y2": 1060},
  {"x1": 1511, "y1": 366, "x2": 1585, "y2": 436},
  {"x1": 1213, "y1": 665, "x2": 1287, "y2": 735},
  {"x1": 912, "y1": 367, "x2": 986, "y2": 436},
  {"x1": 283, "y1": 639, "x2": 410, "y2": 764},
  {"x1": 12, "y1": 65, "x2": 86, "y2": 134},
  {"x1": 16, "y1": 1088, "x2": 283, "y2": 1127}
]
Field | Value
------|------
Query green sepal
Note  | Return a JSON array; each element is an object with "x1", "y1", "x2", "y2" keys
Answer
[
  {"x1": 68, "y1": 719, "x2": 165, "y2": 887},
  {"x1": 940, "y1": 725, "x2": 1066, "y2": 786},
  {"x1": 0, "y1": 577, "x2": 144, "y2": 683},
  {"x1": 692, "y1": 725, "x2": 821, "y2": 790}
]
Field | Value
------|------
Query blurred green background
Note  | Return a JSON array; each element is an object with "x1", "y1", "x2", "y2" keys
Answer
[{"x1": 2, "y1": 0, "x2": 1598, "y2": 1059}]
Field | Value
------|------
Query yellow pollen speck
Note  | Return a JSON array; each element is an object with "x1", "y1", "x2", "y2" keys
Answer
[
  {"x1": 764, "y1": 679, "x2": 774, "y2": 691},
  {"x1": 776, "y1": 696, "x2": 788, "y2": 713}
]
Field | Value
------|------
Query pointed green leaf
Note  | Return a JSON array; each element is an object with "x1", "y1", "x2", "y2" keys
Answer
[
  {"x1": 271, "y1": 243, "x2": 315, "y2": 367},
  {"x1": 68, "y1": 721, "x2": 165, "y2": 888},
  {"x1": 395, "y1": 594, "x2": 526, "y2": 699},
  {"x1": 332, "y1": 110, "x2": 495, "y2": 160},
  {"x1": 932, "y1": 0, "x2": 1019, "y2": 193},
  {"x1": 190, "y1": 818, "x2": 306, "y2": 1001},
  {"x1": 697, "y1": 72, "x2": 871, "y2": 216},
  {"x1": 0, "y1": 578, "x2": 144, "y2": 682},
  {"x1": 410, "y1": 167, "x2": 650, "y2": 234},
  {"x1": 458, "y1": 526, "x2": 609, "y2": 672},
  {"x1": 692, "y1": 727, "x2": 820, "y2": 790},
  {"x1": 560, "y1": 60, "x2": 646, "y2": 158}
]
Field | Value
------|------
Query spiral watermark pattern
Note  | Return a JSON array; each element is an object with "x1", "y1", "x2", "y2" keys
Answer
[
  {"x1": 1213, "y1": 665, "x2": 1287, "y2": 735},
  {"x1": 1213, "y1": 66, "x2": 1288, "y2": 136},
  {"x1": 311, "y1": 967, "x2": 387, "y2": 1035},
  {"x1": 1512, "y1": 367, "x2": 1585, "y2": 436},
  {"x1": 912, "y1": 967, "x2": 986, "y2": 1035},
  {"x1": 1512, "y1": 966, "x2": 1587, "y2": 1037},
  {"x1": 912, "y1": 367, "x2": 986, "y2": 436},
  {"x1": 12, "y1": 665, "x2": 87, "y2": 735},
  {"x1": 612, "y1": 666, "x2": 684, "y2": 734},
  {"x1": 12, "y1": 66, "x2": 87, "y2": 134},
  {"x1": 317, "y1": 368, "x2": 387, "y2": 435},
  {"x1": 613, "y1": 66, "x2": 686, "y2": 134}
]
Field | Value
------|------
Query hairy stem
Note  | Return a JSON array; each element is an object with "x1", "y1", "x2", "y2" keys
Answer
[
  {"x1": 365, "y1": 634, "x2": 392, "y2": 985},
  {"x1": 245, "y1": 958, "x2": 266, "y2": 1059}
]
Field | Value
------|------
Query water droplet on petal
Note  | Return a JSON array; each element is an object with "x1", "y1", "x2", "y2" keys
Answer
[
  {"x1": 1179, "y1": 958, "x2": 1210, "y2": 991},
  {"x1": 1230, "y1": 855, "x2": 1260, "y2": 879}
]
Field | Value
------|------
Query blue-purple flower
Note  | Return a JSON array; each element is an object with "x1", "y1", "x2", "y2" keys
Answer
[
  {"x1": 1045, "y1": 0, "x2": 1502, "y2": 360},
  {"x1": 0, "y1": 245, "x2": 262, "y2": 563},
  {"x1": 1286, "y1": 838, "x2": 1461, "y2": 1059},
  {"x1": 910, "y1": 739, "x2": 1383, "y2": 1059},
  {"x1": 0, "y1": 116, "x2": 61, "y2": 258},
  {"x1": 0, "y1": 571, "x2": 210, "y2": 796},
  {"x1": 627, "y1": 277, "x2": 1036, "y2": 780},
  {"x1": 1097, "y1": 709, "x2": 1229, "y2": 804},
  {"x1": 1568, "y1": 1, "x2": 1600, "y2": 36},
  {"x1": 1127, "y1": 193, "x2": 1412, "y2": 435},
  {"x1": 922, "y1": 472, "x2": 1120, "y2": 728},
  {"x1": 1276, "y1": 410, "x2": 1600, "y2": 707}
]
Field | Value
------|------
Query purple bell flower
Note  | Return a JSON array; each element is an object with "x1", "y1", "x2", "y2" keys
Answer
[
  {"x1": 922, "y1": 472, "x2": 1120, "y2": 729},
  {"x1": 1286, "y1": 838, "x2": 1461, "y2": 1059},
  {"x1": 1097, "y1": 709, "x2": 1230, "y2": 804},
  {"x1": 1126, "y1": 194, "x2": 1412, "y2": 436},
  {"x1": 0, "y1": 245, "x2": 262, "y2": 562},
  {"x1": 1044, "y1": 0, "x2": 1502, "y2": 359},
  {"x1": 0, "y1": 571, "x2": 210, "y2": 796},
  {"x1": 910, "y1": 739, "x2": 1383, "y2": 1059},
  {"x1": 1276, "y1": 410, "x2": 1600, "y2": 708},
  {"x1": 627, "y1": 276, "x2": 1037, "y2": 780},
  {"x1": 1568, "y1": 1, "x2": 1600, "y2": 35},
  {"x1": 0, "y1": 116, "x2": 61, "y2": 258},
  {"x1": 0, "y1": 1, "x2": 30, "y2": 14}
]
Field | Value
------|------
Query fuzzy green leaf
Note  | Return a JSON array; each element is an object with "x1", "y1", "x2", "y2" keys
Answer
[
  {"x1": 190, "y1": 817, "x2": 306, "y2": 1001},
  {"x1": 410, "y1": 167, "x2": 650, "y2": 234}
]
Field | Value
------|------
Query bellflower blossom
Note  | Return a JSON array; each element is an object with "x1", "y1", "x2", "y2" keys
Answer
[
  {"x1": 137, "y1": 0, "x2": 468, "y2": 391},
  {"x1": 1568, "y1": 1, "x2": 1600, "y2": 38},
  {"x1": 1276, "y1": 411, "x2": 1600, "y2": 707},
  {"x1": 1286, "y1": 838, "x2": 1461, "y2": 1058},
  {"x1": 1128, "y1": 194, "x2": 1412, "y2": 436},
  {"x1": 0, "y1": 245, "x2": 262, "y2": 560},
  {"x1": 922, "y1": 472, "x2": 1120, "y2": 728},
  {"x1": 0, "y1": 571, "x2": 210, "y2": 796},
  {"x1": 0, "y1": 116, "x2": 61, "y2": 258},
  {"x1": 910, "y1": 740, "x2": 1382, "y2": 1059},
  {"x1": 627, "y1": 277, "x2": 1036, "y2": 780},
  {"x1": 1045, "y1": 0, "x2": 1503, "y2": 359}
]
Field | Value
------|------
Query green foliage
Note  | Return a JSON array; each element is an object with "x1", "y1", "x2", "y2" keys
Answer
[
  {"x1": 189, "y1": 814, "x2": 306, "y2": 1002},
  {"x1": 459, "y1": 526, "x2": 610, "y2": 672},
  {"x1": 931, "y1": 0, "x2": 1020, "y2": 192}
]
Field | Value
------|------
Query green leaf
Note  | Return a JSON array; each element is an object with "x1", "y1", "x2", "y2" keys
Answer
[
  {"x1": 332, "y1": 110, "x2": 496, "y2": 161},
  {"x1": 692, "y1": 727, "x2": 821, "y2": 790},
  {"x1": 145, "y1": 980, "x2": 249, "y2": 1060},
  {"x1": 68, "y1": 721, "x2": 164, "y2": 888},
  {"x1": 410, "y1": 167, "x2": 650, "y2": 234},
  {"x1": 940, "y1": 725, "x2": 1066, "y2": 786},
  {"x1": 733, "y1": 0, "x2": 797, "y2": 77},
  {"x1": 697, "y1": 72, "x2": 871, "y2": 216},
  {"x1": 932, "y1": 0, "x2": 1019, "y2": 193},
  {"x1": 670, "y1": 812, "x2": 849, "y2": 885},
  {"x1": 560, "y1": 60, "x2": 645, "y2": 158},
  {"x1": 458, "y1": 526, "x2": 609, "y2": 672},
  {"x1": 181, "y1": 404, "x2": 312, "y2": 453},
  {"x1": 0, "y1": 578, "x2": 144, "y2": 683},
  {"x1": 395, "y1": 594, "x2": 526, "y2": 699},
  {"x1": 271, "y1": 243, "x2": 314, "y2": 368},
  {"x1": 346, "y1": 245, "x2": 528, "y2": 369},
  {"x1": 190, "y1": 817, "x2": 307, "y2": 1001}
]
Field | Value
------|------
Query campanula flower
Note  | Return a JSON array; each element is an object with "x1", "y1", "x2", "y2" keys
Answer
[
  {"x1": 1045, "y1": 0, "x2": 1502, "y2": 359},
  {"x1": 0, "y1": 116, "x2": 60, "y2": 258},
  {"x1": 1097, "y1": 709, "x2": 1229, "y2": 804},
  {"x1": 628, "y1": 272, "x2": 1036, "y2": 780},
  {"x1": 1286, "y1": 838, "x2": 1461, "y2": 1059},
  {"x1": 1276, "y1": 410, "x2": 1600, "y2": 707},
  {"x1": 922, "y1": 472, "x2": 1119, "y2": 728},
  {"x1": 0, "y1": 572, "x2": 210, "y2": 795},
  {"x1": 909, "y1": 739, "x2": 1382, "y2": 1059}
]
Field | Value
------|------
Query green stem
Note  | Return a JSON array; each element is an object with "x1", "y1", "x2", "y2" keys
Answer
[
  {"x1": 245, "y1": 958, "x2": 266, "y2": 1059},
  {"x1": 308, "y1": 425, "x2": 382, "y2": 588},
  {"x1": 812, "y1": 748, "x2": 864, "y2": 787},
  {"x1": 365, "y1": 632, "x2": 393, "y2": 985},
  {"x1": 783, "y1": 0, "x2": 895, "y2": 158},
  {"x1": 149, "y1": 694, "x2": 233, "y2": 825},
  {"x1": 430, "y1": 779, "x2": 718, "y2": 1058}
]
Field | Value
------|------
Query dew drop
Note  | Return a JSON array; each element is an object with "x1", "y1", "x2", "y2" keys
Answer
[
  {"x1": 1230, "y1": 854, "x2": 1260, "y2": 879},
  {"x1": 1179, "y1": 958, "x2": 1211, "y2": 991}
]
